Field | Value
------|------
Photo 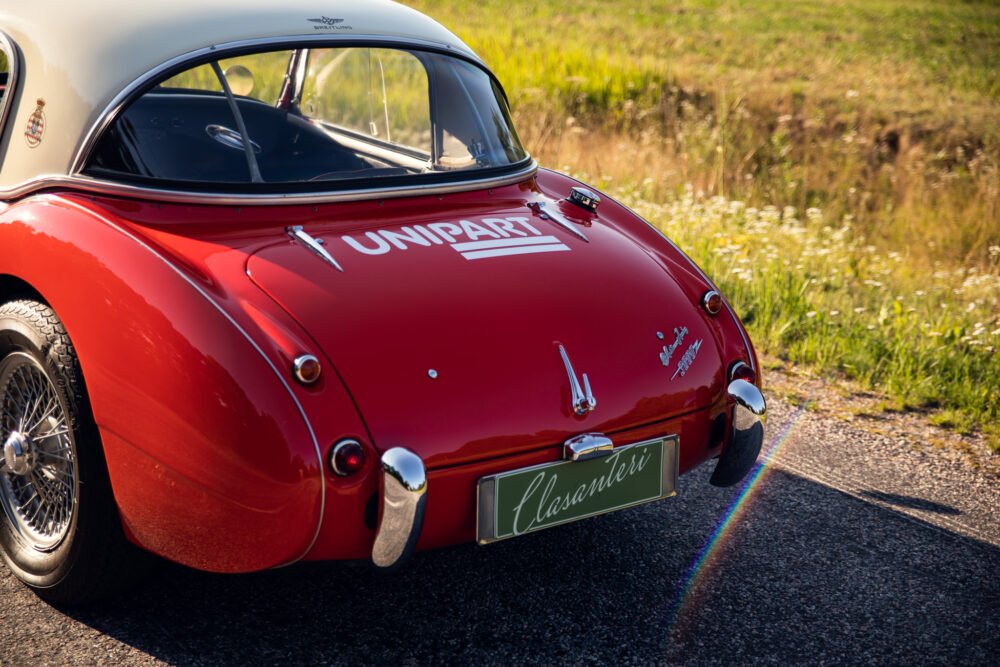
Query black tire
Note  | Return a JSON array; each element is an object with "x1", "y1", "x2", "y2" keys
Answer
[{"x1": 0, "y1": 299, "x2": 145, "y2": 604}]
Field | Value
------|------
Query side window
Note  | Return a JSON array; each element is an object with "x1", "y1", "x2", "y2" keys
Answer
[
  {"x1": 302, "y1": 48, "x2": 431, "y2": 154},
  {"x1": 0, "y1": 50, "x2": 8, "y2": 100},
  {"x1": 0, "y1": 34, "x2": 19, "y2": 168}
]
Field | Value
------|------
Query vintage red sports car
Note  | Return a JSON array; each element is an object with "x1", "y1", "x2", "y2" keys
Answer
[{"x1": 0, "y1": 0, "x2": 765, "y2": 603}]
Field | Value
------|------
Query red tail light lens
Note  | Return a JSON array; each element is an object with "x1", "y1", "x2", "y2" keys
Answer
[
  {"x1": 702, "y1": 290, "x2": 723, "y2": 316},
  {"x1": 729, "y1": 361, "x2": 756, "y2": 385},
  {"x1": 293, "y1": 354, "x2": 322, "y2": 385},
  {"x1": 331, "y1": 439, "x2": 367, "y2": 476}
]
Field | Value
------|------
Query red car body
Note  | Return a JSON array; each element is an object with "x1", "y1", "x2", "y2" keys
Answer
[{"x1": 0, "y1": 1, "x2": 765, "y2": 600}]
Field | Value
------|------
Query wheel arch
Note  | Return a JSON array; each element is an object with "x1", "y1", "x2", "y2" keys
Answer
[
  {"x1": 0, "y1": 194, "x2": 326, "y2": 572},
  {"x1": 0, "y1": 274, "x2": 48, "y2": 307}
]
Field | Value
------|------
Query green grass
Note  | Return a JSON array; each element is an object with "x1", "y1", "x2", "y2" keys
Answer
[
  {"x1": 402, "y1": 0, "x2": 1000, "y2": 448},
  {"x1": 613, "y1": 186, "x2": 999, "y2": 448}
]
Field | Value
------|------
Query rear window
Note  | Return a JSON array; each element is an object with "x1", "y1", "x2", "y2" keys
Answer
[{"x1": 84, "y1": 45, "x2": 528, "y2": 189}]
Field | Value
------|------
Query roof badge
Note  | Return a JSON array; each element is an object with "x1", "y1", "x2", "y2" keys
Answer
[{"x1": 308, "y1": 16, "x2": 352, "y2": 31}]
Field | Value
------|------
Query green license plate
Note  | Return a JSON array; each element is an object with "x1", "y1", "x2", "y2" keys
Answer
[{"x1": 476, "y1": 436, "x2": 679, "y2": 544}]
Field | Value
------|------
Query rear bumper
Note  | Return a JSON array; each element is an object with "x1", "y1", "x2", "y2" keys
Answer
[
  {"x1": 365, "y1": 403, "x2": 730, "y2": 567},
  {"x1": 710, "y1": 380, "x2": 767, "y2": 487}
]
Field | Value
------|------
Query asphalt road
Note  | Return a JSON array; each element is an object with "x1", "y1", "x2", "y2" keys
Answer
[{"x1": 1, "y1": 395, "x2": 998, "y2": 666}]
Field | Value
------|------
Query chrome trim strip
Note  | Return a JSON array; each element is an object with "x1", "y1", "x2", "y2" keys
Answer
[
  {"x1": 372, "y1": 447, "x2": 427, "y2": 568},
  {"x1": 476, "y1": 475, "x2": 497, "y2": 545},
  {"x1": 0, "y1": 163, "x2": 537, "y2": 206},
  {"x1": 0, "y1": 32, "x2": 21, "y2": 153},
  {"x1": 48, "y1": 195, "x2": 327, "y2": 566},
  {"x1": 287, "y1": 225, "x2": 344, "y2": 272},
  {"x1": 70, "y1": 34, "x2": 489, "y2": 176}
]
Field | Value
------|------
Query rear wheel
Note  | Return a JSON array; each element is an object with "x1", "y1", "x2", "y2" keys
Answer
[{"x1": 0, "y1": 300, "x2": 143, "y2": 603}]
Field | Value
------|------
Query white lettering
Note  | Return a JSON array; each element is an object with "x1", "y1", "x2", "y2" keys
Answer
[
  {"x1": 460, "y1": 219, "x2": 501, "y2": 240},
  {"x1": 379, "y1": 227, "x2": 433, "y2": 250},
  {"x1": 413, "y1": 225, "x2": 445, "y2": 245},
  {"x1": 512, "y1": 473, "x2": 545, "y2": 535},
  {"x1": 342, "y1": 232, "x2": 391, "y2": 255},
  {"x1": 506, "y1": 216, "x2": 543, "y2": 236},
  {"x1": 536, "y1": 475, "x2": 559, "y2": 523},
  {"x1": 481, "y1": 218, "x2": 519, "y2": 238},
  {"x1": 505, "y1": 445, "x2": 659, "y2": 536},
  {"x1": 427, "y1": 222, "x2": 463, "y2": 243}
]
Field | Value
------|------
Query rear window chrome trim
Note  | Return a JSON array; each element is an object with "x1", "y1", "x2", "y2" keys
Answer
[
  {"x1": 0, "y1": 160, "x2": 537, "y2": 206},
  {"x1": 71, "y1": 34, "x2": 497, "y2": 177}
]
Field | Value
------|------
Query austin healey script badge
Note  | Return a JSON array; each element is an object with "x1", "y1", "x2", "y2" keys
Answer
[
  {"x1": 671, "y1": 340, "x2": 703, "y2": 380},
  {"x1": 24, "y1": 99, "x2": 46, "y2": 148},
  {"x1": 659, "y1": 326, "x2": 688, "y2": 368}
]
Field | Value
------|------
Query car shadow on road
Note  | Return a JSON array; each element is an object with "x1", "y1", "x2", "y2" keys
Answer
[
  {"x1": 859, "y1": 489, "x2": 963, "y2": 514},
  {"x1": 48, "y1": 465, "x2": 999, "y2": 666}
]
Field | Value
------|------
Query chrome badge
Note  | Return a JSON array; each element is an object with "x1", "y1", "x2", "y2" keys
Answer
[
  {"x1": 672, "y1": 340, "x2": 703, "y2": 380},
  {"x1": 659, "y1": 326, "x2": 688, "y2": 368},
  {"x1": 557, "y1": 343, "x2": 596, "y2": 415}
]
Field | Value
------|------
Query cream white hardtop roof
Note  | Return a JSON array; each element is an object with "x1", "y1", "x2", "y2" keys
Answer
[{"x1": 0, "y1": 0, "x2": 481, "y2": 191}]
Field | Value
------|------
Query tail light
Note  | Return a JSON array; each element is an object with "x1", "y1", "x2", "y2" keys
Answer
[
  {"x1": 330, "y1": 439, "x2": 367, "y2": 476},
  {"x1": 729, "y1": 361, "x2": 757, "y2": 385},
  {"x1": 702, "y1": 290, "x2": 723, "y2": 316}
]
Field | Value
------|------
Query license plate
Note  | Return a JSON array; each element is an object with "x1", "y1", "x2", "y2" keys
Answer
[{"x1": 476, "y1": 436, "x2": 679, "y2": 544}]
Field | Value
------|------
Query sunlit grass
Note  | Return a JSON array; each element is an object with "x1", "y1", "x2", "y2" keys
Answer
[
  {"x1": 609, "y1": 183, "x2": 1000, "y2": 449},
  {"x1": 408, "y1": 0, "x2": 999, "y2": 262},
  {"x1": 403, "y1": 0, "x2": 1000, "y2": 447}
]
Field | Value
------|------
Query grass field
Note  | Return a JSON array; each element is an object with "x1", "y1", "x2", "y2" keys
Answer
[{"x1": 406, "y1": 0, "x2": 1000, "y2": 447}]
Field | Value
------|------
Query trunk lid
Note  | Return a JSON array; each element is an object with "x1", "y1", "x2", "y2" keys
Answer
[{"x1": 247, "y1": 191, "x2": 724, "y2": 469}]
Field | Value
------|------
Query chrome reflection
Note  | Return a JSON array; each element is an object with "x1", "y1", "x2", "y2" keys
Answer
[
  {"x1": 287, "y1": 225, "x2": 344, "y2": 272},
  {"x1": 372, "y1": 447, "x2": 427, "y2": 568},
  {"x1": 563, "y1": 432, "x2": 614, "y2": 462},
  {"x1": 710, "y1": 380, "x2": 767, "y2": 487}
]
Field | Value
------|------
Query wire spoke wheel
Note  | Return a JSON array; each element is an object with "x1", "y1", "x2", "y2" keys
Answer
[{"x1": 0, "y1": 352, "x2": 78, "y2": 552}]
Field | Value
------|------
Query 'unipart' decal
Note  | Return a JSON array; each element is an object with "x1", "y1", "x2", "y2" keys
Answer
[{"x1": 339, "y1": 217, "x2": 570, "y2": 261}]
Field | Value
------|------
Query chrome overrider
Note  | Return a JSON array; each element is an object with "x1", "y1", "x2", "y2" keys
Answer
[
  {"x1": 710, "y1": 379, "x2": 767, "y2": 487},
  {"x1": 372, "y1": 447, "x2": 427, "y2": 568},
  {"x1": 563, "y1": 432, "x2": 614, "y2": 462}
]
